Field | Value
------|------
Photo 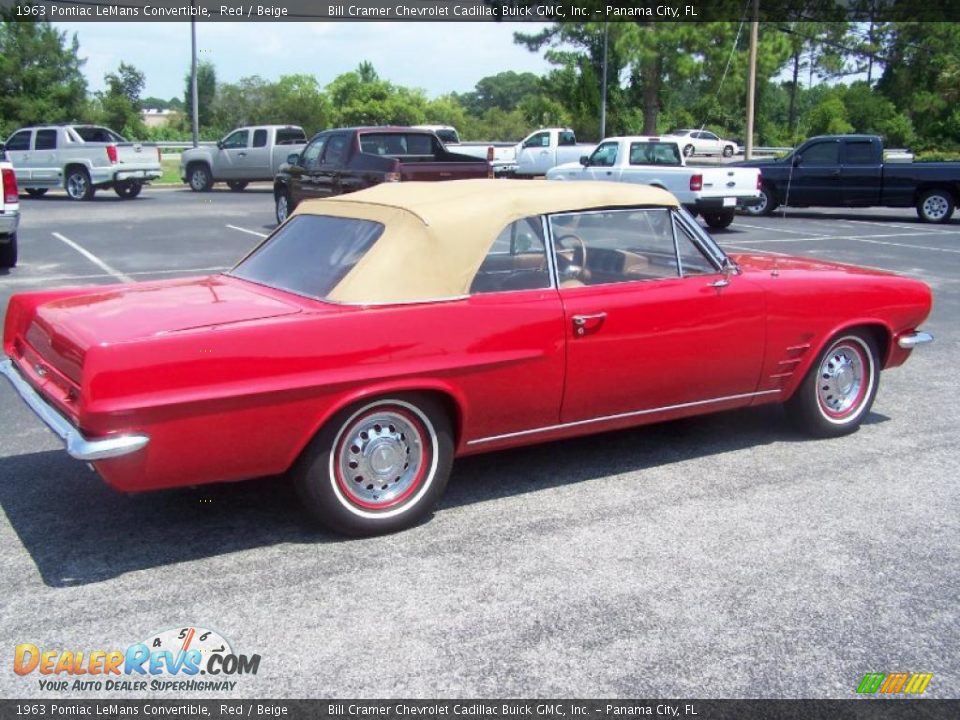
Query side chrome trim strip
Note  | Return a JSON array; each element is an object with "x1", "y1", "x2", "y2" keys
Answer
[
  {"x1": 0, "y1": 357, "x2": 149, "y2": 461},
  {"x1": 466, "y1": 389, "x2": 782, "y2": 446}
]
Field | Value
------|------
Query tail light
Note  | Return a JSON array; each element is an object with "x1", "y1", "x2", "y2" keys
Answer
[
  {"x1": 486, "y1": 146, "x2": 494, "y2": 162},
  {"x1": 689, "y1": 174, "x2": 703, "y2": 192},
  {"x1": 106, "y1": 145, "x2": 118, "y2": 164},
  {"x1": 2, "y1": 167, "x2": 18, "y2": 204},
  {"x1": 757, "y1": 171, "x2": 763, "y2": 190}
]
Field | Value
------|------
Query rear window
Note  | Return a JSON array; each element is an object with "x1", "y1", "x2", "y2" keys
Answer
[
  {"x1": 359, "y1": 133, "x2": 440, "y2": 156},
  {"x1": 35, "y1": 129, "x2": 57, "y2": 150},
  {"x1": 276, "y1": 128, "x2": 306, "y2": 145},
  {"x1": 629, "y1": 142, "x2": 681, "y2": 166},
  {"x1": 73, "y1": 126, "x2": 125, "y2": 143},
  {"x1": 230, "y1": 215, "x2": 384, "y2": 300}
]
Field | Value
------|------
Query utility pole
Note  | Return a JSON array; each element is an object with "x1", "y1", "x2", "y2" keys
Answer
[
  {"x1": 600, "y1": 22, "x2": 609, "y2": 140},
  {"x1": 745, "y1": 0, "x2": 758, "y2": 160},
  {"x1": 190, "y1": 5, "x2": 199, "y2": 148}
]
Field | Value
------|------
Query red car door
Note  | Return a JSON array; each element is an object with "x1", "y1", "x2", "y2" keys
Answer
[{"x1": 551, "y1": 208, "x2": 767, "y2": 424}]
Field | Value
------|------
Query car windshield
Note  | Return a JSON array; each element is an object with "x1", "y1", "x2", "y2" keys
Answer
[{"x1": 229, "y1": 215, "x2": 384, "y2": 300}]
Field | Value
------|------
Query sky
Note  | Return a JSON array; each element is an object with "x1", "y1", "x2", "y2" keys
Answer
[{"x1": 53, "y1": 21, "x2": 556, "y2": 103}]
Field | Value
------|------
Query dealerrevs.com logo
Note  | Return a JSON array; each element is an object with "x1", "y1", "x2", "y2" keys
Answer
[
  {"x1": 856, "y1": 672, "x2": 934, "y2": 695},
  {"x1": 14, "y1": 626, "x2": 261, "y2": 692}
]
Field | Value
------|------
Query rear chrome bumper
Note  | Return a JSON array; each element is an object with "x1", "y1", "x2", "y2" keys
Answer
[
  {"x1": 0, "y1": 357, "x2": 149, "y2": 461},
  {"x1": 898, "y1": 331, "x2": 934, "y2": 349}
]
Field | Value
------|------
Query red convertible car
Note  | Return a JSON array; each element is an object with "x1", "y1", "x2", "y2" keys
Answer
[{"x1": 1, "y1": 180, "x2": 933, "y2": 535}]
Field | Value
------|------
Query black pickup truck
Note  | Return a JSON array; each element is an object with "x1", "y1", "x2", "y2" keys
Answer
[
  {"x1": 735, "y1": 134, "x2": 960, "y2": 223},
  {"x1": 273, "y1": 127, "x2": 491, "y2": 223}
]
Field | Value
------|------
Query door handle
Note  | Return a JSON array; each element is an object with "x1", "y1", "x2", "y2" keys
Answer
[
  {"x1": 238, "y1": 152, "x2": 247, "y2": 157},
  {"x1": 572, "y1": 312, "x2": 607, "y2": 336},
  {"x1": 707, "y1": 278, "x2": 730, "y2": 288}
]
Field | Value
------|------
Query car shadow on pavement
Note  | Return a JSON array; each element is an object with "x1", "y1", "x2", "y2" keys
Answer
[{"x1": 0, "y1": 404, "x2": 889, "y2": 588}]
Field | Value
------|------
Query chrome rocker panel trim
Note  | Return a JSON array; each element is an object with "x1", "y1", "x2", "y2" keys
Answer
[{"x1": 0, "y1": 357, "x2": 149, "y2": 461}]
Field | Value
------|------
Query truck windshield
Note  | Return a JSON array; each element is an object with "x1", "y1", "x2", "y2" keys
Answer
[
  {"x1": 434, "y1": 129, "x2": 460, "y2": 144},
  {"x1": 229, "y1": 215, "x2": 384, "y2": 300},
  {"x1": 276, "y1": 128, "x2": 306, "y2": 145}
]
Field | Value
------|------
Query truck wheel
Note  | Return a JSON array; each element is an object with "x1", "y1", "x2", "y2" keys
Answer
[
  {"x1": 65, "y1": 168, "x2": 95, "y2": 201},
  {"x1": 114, "y1": 180, "x2": 142, "y2": 199},
  {"x1": 227, "y1": 180, "x2": 248, "y2": 192},
  {"x1": 722, "y1": 145, "x2": 734, "y2": 158},
  {"x1": 702, "y1": 211, "x2": 735, "y2": 229},
  {"x1": 0, "y1": 233, "x2": 17, "y2": 268},
  {"x1": 744, "y1": 184, "x2": 779, "y2": 216},
  {"x1": 188, "y1": 164, "x2": 213, "y2": 192},
  {"x1": 683, "y1": 144, "x2": 695, "y2": 158},
  {"x1": 785, "y1": 332, "x2": 879, "y2": 438},
  {"x1": 916, "y1": 189, "x2": 955, "y2": 224},
  {"x1": 293, "y1": 394, "x2": 454, "y2": 536},
  {"x1": 25, "y1": 188, "x2": 48, "y2": 198},
  {"x1": 275, "y1": 190, "x2": 295, "y2": 224}
]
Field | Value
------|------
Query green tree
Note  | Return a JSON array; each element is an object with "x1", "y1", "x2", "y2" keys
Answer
[
  {"x1": 100, "y1": 62, "x2": 146, "y2": 138},
  {"x1": 0, "y1": 11, "x2": 88, "y2": 136},
  {"x1": 183, "y1": 60, "x2": 216, "y2": 130},
  {"x1": 326, "y1": 63, "x2": 427, "y2": 127}
]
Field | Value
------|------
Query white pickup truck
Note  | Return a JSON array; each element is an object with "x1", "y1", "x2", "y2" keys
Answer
[
  {"x1": 2, "y1": 124, "x2": 161, "y2": 200},
  {"x1": 513, "y1": 127, "x2": 597, "y2": 177},
  {"x1": 413, "y1": 125, "x2": 517, "y2": 176},
  {"x1": 180, "y1": 125, "x2": 308, "y2": 191},
  {"x1": 0, "y1": 158, "x2": 20, "y2": 267},
  {"x1": 546, "y1": 136, "x2": 762, "y2": 229}
]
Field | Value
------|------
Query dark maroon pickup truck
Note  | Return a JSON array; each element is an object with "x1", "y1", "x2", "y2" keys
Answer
[{"x1": 273, "y1": 126, "x2": 491, "y2": 223}]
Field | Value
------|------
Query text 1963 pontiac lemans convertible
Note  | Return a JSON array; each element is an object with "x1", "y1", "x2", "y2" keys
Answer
[{"x1": 1, "y1": 180, "x2": 933, "y2": 535}]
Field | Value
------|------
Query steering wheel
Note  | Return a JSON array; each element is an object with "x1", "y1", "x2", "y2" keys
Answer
[{"x1": 555, "y1": 233, "x2": 588, "y2": 279}]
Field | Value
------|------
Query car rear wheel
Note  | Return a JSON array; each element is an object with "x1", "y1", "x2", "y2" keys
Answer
[
  {"x1": 916, "y1": 188, "x2": 955, "y2": 224},
  {"x1": 683, "y1": 144, "x2": 695, "y2": 158},
  {"x1": 722, "y1": 145, "x2": 734, "y2": 158},
  {"x1": 188, "y1": 164, "x2": 213, "y2": 192},
  {"x1": 25, "y1": 188, "x2": 48, "y2": 198},
  {"x1": 65, "y1": 168, "x2": 95, "y2": 201},
  {"x1": 785, "y1": 332, "x2": 879, "y2": 438},
  {"x1": 0, "y1": 233, "x2": 17, "y2": 268},
  {"x1": 702, "y1": 211, "x2": 735, "y2": 229},
  {"x1": 114, "y1": 180, "x2": 142, "y2": 199},
  {"x1": 744, "y1": 184, "x2": 779, "y2": 216},
  {"x1": 294, "y1": 395, "x2": 454, "y2": 536},
  {"x1": 227, "y1": 180, "x2": 248, "y2": 192}
]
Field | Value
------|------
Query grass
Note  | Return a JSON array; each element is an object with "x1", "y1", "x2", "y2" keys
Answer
[{"x1": 157, "y1": 156, "x2": 182, "y2": 185}]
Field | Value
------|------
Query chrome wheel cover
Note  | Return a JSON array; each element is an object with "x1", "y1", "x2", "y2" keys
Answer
[
  {"x1": 66, "y1": 173, "x2": 87, "y2": 199},
  {"x1": 276, "y1": 195, "x2": 288, "y2": 223},
  {"x1": 333, "y1": 407, "x2": 430, "y2": 511},
  {"x1": 190, "y1": 168, "x2": 207, "y2": 191},
  {"x1": 746, "y1": 189, "x2": 768, "y2": 215},
  {"x1": 921, "y1": 194, "x2": 949, "y2": 221},
  {"x1": 817, "y1": 339, "x2": 871, "y2": 420}
]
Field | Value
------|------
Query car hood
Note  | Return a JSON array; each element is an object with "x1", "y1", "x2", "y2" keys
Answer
[
  {"x1": 546, "y1": 161, "x2": 584, "y2": 177},
  {"x1": 731, "y1": 252, "x2": 894, "y2": 278}
]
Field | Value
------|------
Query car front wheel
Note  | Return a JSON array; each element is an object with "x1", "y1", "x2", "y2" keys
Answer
[
  {"x1": 916, "y1": 188, "x2": 955, "y2": 224},
  {"x1": 294, "y1": 395, "x2": 454, "y2": 536},
  {"x1": 275, "y1": 190, "x2": 294, "y2": 224},
  {"x1": 188, "y1": 164, "x2": 213, "y2": 192},
  {"x1": 785, "y1": 332, "x2": 879, "y2": 438}
]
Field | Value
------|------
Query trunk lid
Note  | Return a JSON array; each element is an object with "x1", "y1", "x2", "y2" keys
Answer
[{"x1": 698, "y1": 166, "x2": 761, "y2": 198}]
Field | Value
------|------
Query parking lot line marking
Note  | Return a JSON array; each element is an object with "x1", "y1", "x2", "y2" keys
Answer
[
  {"x1": 226, "y1": 224, "x2": 269, "y2": 238},
  {"x1": 839, "y1": 219, "x2": 956, "y2": 234},
  {"x1": 732, "y1": 222, "x2": 830, "y2": 236},
  {"x1": 50, "y1": 232, "x2": 134, "y2": 283}
]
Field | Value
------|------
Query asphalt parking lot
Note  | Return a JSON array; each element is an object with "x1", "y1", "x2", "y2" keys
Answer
[{"x1": 0, "y1": 186, "x2": 956, "y2": 699}]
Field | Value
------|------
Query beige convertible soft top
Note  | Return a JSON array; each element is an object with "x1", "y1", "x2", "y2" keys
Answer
[{"x1": 293, "y1": 179, "x2": 679, "y2": 304}]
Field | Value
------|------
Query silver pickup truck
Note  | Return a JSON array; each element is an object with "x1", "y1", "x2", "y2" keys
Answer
[
  {"x1": 180, "y1": 125, "x2": 307, "y2": 191},
  {"x1": 2, "y1": 125, "x2": 162, "y2": 200}
]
